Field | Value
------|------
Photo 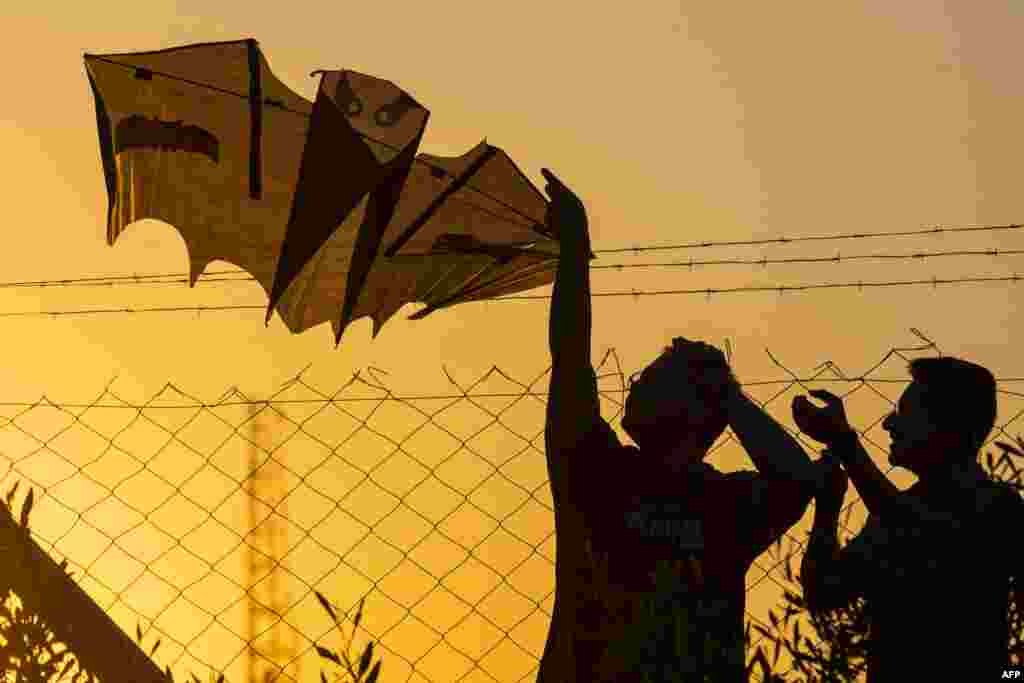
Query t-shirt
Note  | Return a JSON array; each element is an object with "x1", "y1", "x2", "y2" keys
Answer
[
  {"x1": 567, "y1": 417, "x2": 813, "y2": 682},
  {"x1": 834, "y1": 461, "x2": 1023, "y2": 682}
]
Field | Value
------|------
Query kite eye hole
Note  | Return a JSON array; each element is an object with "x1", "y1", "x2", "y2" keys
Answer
[
  {"x1": 346, "y1": 100, "x2": 363, "y2": 116},
  {"x1": 374, "y1": 94, "x2": 418, "y2": 127}
]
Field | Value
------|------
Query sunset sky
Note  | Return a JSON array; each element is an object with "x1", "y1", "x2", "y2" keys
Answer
[{"x1": 2, "y1": 1, "x2": 1023, "y2": 681}]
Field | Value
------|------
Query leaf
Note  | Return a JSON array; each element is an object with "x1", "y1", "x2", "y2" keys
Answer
[
  {"x1": 358, "y1": 641, "x2": 373, "y2": 677},
  {"x1": 745, "y1": 646, "x2": 770, "y2": 681},
  {"x1": 315, "y1": 645, "x2": 341, "y2": 666},
  {"x1": 783, "y1": 590, "x2": 804, "y2": 607},
  {"x1": 365, "y1": 660, "x2": 381, "y2": 683},
  {"x1": 315, "y1": 591, "x2": 338, "y2": 623},
  {"x1": 151, "y1": 638, "x2": 162, "y2": 657},
  {"x1": 354, "y1": 597, "x2": 364, "y2": 630},
  {"x1": 997, "y1": 441, "x2": 1024, "y2": 458},
  {"x1": 19, "y1": 487, "x2": 33, "y2": 528},
  {"x1": 58, "y1": 656, "x2": 76, "y2": 680}
]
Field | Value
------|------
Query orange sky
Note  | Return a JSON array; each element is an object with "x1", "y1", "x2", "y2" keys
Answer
[{"x1": 1, "y1": 2, "x2": 1022, "y2": 681}]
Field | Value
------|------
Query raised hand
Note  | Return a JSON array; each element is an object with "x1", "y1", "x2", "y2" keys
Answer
[
  {"x1": 541, "y1": 168, "x2": 588, "y2": 243},
  {"x1": 669, "y1": 337, "x2": 739, "y2": 397},
  {"x1": 792, "y1": 389, "x2": 856, "y2": 446}
]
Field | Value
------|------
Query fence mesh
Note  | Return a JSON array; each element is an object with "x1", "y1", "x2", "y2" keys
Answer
[{"x1": 2, "y1": 332, "x2": 1023, "y2": 683}]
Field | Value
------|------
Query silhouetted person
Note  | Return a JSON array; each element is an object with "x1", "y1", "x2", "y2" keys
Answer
[
  {"x1": 796, "y1": 357, "x2": 1023, "y2": 681},
  {"x1": 535, "y1": 169, "x2": 828, "y2": 683}
]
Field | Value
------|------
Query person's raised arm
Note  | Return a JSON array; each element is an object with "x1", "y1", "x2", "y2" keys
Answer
[
  {"x1": 673, "y1": 341, "x2": 820, "y2": 488},
  {"x1": 800, "y1": 456, "x2": 861, "y2": 613},
  {"x1": 726, "y1": 379, "x2": 819, "y2": 489},
  {"x1": 541, "y1": 169, "x2": 600, "y2": 489},
  {"x1": 794, "y1": 390, "x2": 959, "y2": 528}
]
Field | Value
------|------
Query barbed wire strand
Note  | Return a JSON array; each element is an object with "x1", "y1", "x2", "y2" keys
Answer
[
  {"x1": 6, "y1": 244, "x2": 1024, "y2": 292},
  {"x1": 594, "y1": 222, "x2": 1024, "y2": 254},
  {"x1": 0, "y1": 274, "x2": 1019, "y2": 322}
]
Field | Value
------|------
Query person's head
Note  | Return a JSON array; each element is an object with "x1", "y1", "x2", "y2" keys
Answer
[
  {"x1": 621, "y1": 339, "x2": 730, "y2": 465},
  {"x1": 881, "y1": 356, "x2": 996, "y2": 474}
]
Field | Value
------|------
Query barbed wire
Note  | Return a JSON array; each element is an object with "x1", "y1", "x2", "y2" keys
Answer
[
  {"x1": 4, "y1": 245, "x2": 1024, "y2": 293},
  {"x1": 0, "y1": 274, "x2": 1020, "y2": 322},
  {"x1": 592, "y1": 222, "x2": 1024, "y2": 254},
  {"x1": 591, "y1": 246, "x2": 1024, "y2": 270},
  {"x1": 0, "y1": 331, "x2": 1020, "y2": 682},
  {"x1": 496, "y1": 273, "x2": 1024, "y2": 299}
]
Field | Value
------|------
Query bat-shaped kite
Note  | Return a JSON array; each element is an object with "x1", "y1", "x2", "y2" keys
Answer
[{"x1": 83, "y1": 38, "x2": 560, "y2": 345}]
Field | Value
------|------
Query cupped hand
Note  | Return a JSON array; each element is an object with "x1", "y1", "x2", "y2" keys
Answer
[
  {"x1": 669, "y1": 337, "x2": 739, "y2": 395},
  {"x1": 791, "y1": 389, "x2": 855, "y2": 445}
]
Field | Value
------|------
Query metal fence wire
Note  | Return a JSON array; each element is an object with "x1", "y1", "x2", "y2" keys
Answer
[{"x1": 1, "y1": 332, "x2": 1023, "y2": 683}]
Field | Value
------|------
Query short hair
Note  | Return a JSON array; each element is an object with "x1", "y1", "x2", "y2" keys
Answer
[
  {"x1": 907, "y1": 356, "x2": 997, "y2": 455},
  {"x1": 622, "y1": 340, "x2": 730, "y2": 451}
]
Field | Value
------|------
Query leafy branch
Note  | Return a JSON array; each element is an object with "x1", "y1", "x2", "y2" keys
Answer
[{"x1": 0, "y1": 482, "x2": 95, "y2": 683}]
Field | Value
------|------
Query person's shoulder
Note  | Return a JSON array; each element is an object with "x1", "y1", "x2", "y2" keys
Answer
[
  {"x1": 705, "y1": 468, "x2": 762, "y2": 494},
  {"x1": 698, "y1": 463, "x2": 731, "y2": 481},
  {"x1": 715, "y1": 468, "x2": 806, "y2": 486},
  {"x1": 712, "y1": 466, "x2": 750, "y2": 480},
  {"x1": 950, "y1": 475, "x2": 1024, "y2": 539},
  {"x1": 573, "y1": 416, "x2": 627, "y2": 451},
  {"x1": 970, "y1": 467, "x2": 1020, "y2": 501},
  {"x1": 621, "y1": 444, "x2": 641, "y2": 458}
]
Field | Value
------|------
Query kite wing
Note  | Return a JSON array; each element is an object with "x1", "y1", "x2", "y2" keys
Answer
[{"x1": 83, "y1": 38, "x2": 559, "y2": 345}]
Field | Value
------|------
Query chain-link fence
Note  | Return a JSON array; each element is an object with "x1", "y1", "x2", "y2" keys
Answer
[{"x1": 1, "y1": 331, "x2": 1022, "y2": 683}]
